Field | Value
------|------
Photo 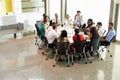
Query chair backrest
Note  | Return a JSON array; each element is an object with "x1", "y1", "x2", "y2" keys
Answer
[
  {"x1": 74, "y1": 35, "x2": 85, "y2": 53},
  {"x1": 101, "y1": 29, "x2": 106, "y2": 37},
  {"x1": 35, "y1": 24, "x2": 41, "y2": 36},
  {"x1": 56, "y1": 42, "x2": 68, "y2": 55},
  {"x1": 103, "y1": 35, "x2": 116, "y2": 46},
  {"x1": 109, "y1": 35, "x2": 116, "y2": 43}
]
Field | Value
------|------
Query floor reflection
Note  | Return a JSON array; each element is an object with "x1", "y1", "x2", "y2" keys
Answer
[{"x1": 0, "y1": 35, "x2": 120, "y2": 80}]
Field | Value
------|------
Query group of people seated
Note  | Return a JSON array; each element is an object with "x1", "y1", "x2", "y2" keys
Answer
[{"x1": 37, "y1": 11, "x2": 116, "y2": 61}]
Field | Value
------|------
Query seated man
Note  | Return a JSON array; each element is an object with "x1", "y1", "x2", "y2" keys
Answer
[
  {"x1": 100, "y1": 22, "x2": 116, "y2": 45},
  {"x1": 96, "y1": 22, "x2": 106, "y2": 38},
  {"x1": 52, "y1": 13, "x2": 61, "y2": 26}
]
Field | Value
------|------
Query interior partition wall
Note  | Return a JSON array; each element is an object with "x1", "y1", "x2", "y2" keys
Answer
[
  {"x1": 67, "y1": 0, "x2": 111, "y2": 30},
  {"x1": 116, "y1": 4, "x2": 120, "y2": 41}
]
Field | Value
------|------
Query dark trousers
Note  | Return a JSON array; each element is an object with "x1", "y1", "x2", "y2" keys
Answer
[
  {"x1": 100, "y1": 41, "x2": 110, "y2": 46},
  {"x1": 48, "y1": 39, "x2": 57, "y2": 49}
]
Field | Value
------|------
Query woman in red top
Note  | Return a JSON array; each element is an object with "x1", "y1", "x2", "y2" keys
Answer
[{"x1": 73, "y1": 29, "x2": 84, "y2": 41}]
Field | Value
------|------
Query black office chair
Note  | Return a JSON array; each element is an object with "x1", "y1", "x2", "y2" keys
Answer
[
  {"x1": 53, "y1": 42, "x2": 72, "y2": 67},
  {"x1": 35, "y1": 24, "x2": 41, "y2": 46},
  {"x1": 34, "y1": 24, "x2": 45, "y2": 50},
  {"x1": 98, "y1": 36, "x2": 116, "y2": 60},
  {"x1": 73, "y1": 39, "x2": 92, "y2": 64},
  {"x1": 45, "y1": 38, "x2": 57, "y2": 60}
]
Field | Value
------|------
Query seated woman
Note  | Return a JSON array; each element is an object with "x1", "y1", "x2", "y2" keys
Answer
[
  {"x1": 39, "y1": 21, "x2": 45, "y2": 40},
  {"x1": 45, "y1": 22, "x2": 57, "y2": 50},
  {"x1": 72, "y1": 29, "x2": 85, "y2": 60},
  {"x1": 73, "y1": 29, "x2": 85, "y2": 41},
  {"x1": 89, "y1": 27, "x2": 100, "y2": 56},
  {"x1": 57, "y1": 30, "x2": 69, "y2": 61},
  {"x1": 57, "y1": 30, "x2": 68, "y2": 43}
]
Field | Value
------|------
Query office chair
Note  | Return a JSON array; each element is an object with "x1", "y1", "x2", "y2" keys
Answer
[
  {"x1": 53, "y1": 42, "x2": 72, "y2": 67},
  {"x1": 73, "y1": 39, "x2": 92, "y2": 64},
  {"x1": 98, "y1": 36, "x2": 115, "y2": 60},
  {"x1": 34, "y1": 24, "x2": 41, "y2": 47}
]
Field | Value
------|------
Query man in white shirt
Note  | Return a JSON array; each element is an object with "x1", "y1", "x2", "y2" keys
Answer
[
  {"x1": 52, "y1": 13, "x2": 61, "y2": 26},
  {"x1": 96, "y1": 22, "x2": 106, "y2": 37},
  {"x1": 64, "y1": 14, "x2": 72, "y2": 27}
]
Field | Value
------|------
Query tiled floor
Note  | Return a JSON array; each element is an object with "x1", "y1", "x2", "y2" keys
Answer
[{"x1": 0, "y1": 35, "x2": 120, "y2": 80}]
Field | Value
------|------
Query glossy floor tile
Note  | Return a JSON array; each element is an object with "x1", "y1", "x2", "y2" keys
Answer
[{"x1": 0, "y1": 35, "x2": 120, "y2": 80}]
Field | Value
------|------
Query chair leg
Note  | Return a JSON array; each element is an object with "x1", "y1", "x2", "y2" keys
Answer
[
  {"x1": 71, "y1": 53, "x2": 74, "y2": 65},
  {"x1": 107, "y1": 49, "x2": 112, "y2": 57},
  {"x1": 46, "y1": 49, "x2": 52, "y2": 60},
  {"x1": 53, "y1": 50, "x2": 57, "y2": 67},
  {"x1": 83, "y1": 47, "x2": 88, "y2": 64},
  {"x1": 67, "y1": 54, "x2": 70, "y2": 67}
]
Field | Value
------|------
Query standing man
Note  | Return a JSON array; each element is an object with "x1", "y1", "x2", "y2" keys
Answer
[{"x1": 73, "y1": 11, "x2": 82, "y2": 28}]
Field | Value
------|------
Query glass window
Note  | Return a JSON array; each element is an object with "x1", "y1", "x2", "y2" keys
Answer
[
  {"x1": 49, "y1": 0, "x2": 61, "y2": 20},
  {"x1": 22, "y1": 0, "x2": 44, "y2": 13},
  {"x1": 67, "y1": 0, "x2": 111, "y2": 30}
]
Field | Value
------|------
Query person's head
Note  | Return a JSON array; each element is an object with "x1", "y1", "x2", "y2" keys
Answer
[
  {"x1": 43, "y1": 13, "x2": 47, "y2": 19},
  {"x1": 108, "y1": 22, "x2": 113, "y2": 29},
  {"x1": 82, "y1": 23, "x2": 86, "y2": 29},
  {"x1": 52, "y1": 22, "x2": 57, "y2": 30},
  {"x1": 61, "y1": 30, "x2": 67, "y2": 37},
  {"x1": 45, "y1": 16, "x2": 49, "y2": 21},
  {"x1": 90, "y1": 27, "x2": 97, "y2": 34},
  {"x1": 44, "y1": 19, "x2": 48, "y2": 24},
  {"x1": 87, "y1": 18, "x2": 93, "y2": 25},
  {"x1": 75, "y1": 29, "x2": 79, "y2": 35},
  {"x1": 65, "y1": 14, "x2": 70, "y2": 19},
  {"x1": 90, "y1": 27, "x2": 99, "y2": 37},
  {"x1": 43, "y1": 13, "x2": 46, "y2": 17},
  {"x1": 55, "y1": 13, "x2": 58, "y2": 19},
  {"x1": 77, "y1": 11, "x2": 81, "y2": 16},
  {"x1": 96, "y1": 22, "x2": 102, "y2": 28}
]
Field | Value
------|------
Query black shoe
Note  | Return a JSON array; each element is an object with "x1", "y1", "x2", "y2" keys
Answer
[
  {"x1": 78, "y1": 56, "x2": 81, "y2": 60},
  {"x1": 73, "y1": 56, "x2": 76, "y2": 60},
  {"x1": 90, "y1": 52, "x2": 94, "y2": 57},
  {"x1": 96, "y1": 54, "x2": 99, "y2": 58},
  {"x1": 58, "y1": 58, "x2": 63, "y2": 61}
]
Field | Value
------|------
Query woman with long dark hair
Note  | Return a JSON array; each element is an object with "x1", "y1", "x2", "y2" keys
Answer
[{"x1": 90, "y1": 27, "x2": 100, "y2": 55}]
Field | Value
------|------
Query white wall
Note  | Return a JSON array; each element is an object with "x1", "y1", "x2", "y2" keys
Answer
[
  {"x1": 116, "y1": 5, "x2": 120, "y2": 40},
  {"x1": 0, "y1": 0, "x2": 2, "y2": 16}
]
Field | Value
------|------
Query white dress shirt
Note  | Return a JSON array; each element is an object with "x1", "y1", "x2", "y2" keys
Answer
[
  {"x1": 45, "y1": 26, "x2": 57, "y2": 44},
  {"x1": 64, "y1": 18, "x2": 72, "y2": 27},
  {"x1": 97, "y1": 27, "x2": 106, "y2": 37}
]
